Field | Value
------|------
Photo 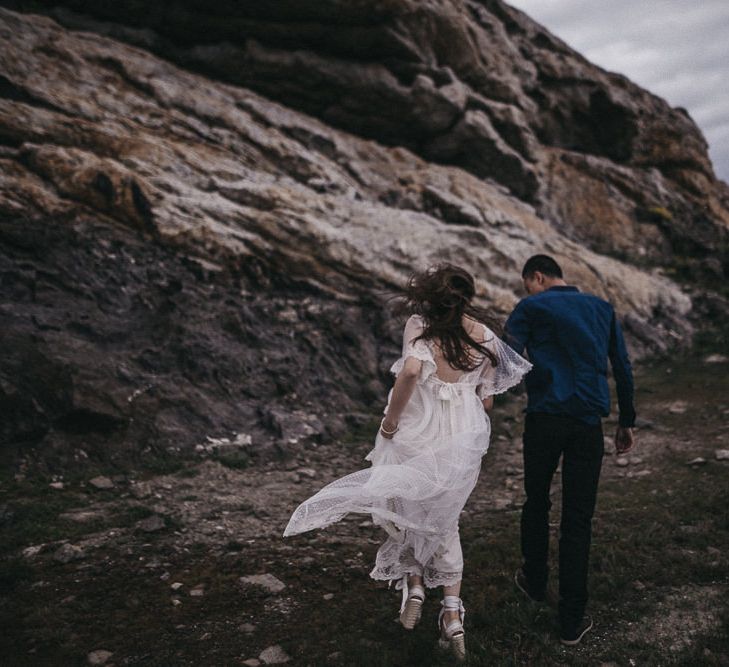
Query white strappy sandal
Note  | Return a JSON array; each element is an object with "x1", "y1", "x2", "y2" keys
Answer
[
  {"x1": 395, "y1": 576, "x2": 425, "y2": 630},
  {"x1": 438, "y1": 595, "x2": 466, "y2": 661}
]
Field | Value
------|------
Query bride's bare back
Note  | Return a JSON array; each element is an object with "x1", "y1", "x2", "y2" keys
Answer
[{"x1": 431, "y1": 316, "x2": 488, "y2": 383}]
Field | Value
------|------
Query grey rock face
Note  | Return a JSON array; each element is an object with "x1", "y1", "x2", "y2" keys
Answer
[
  {"x1": 13, "y1": 0, "x2": 727, "y2": 274},
  {"x1": 0, "y1": 6, "x2": 725, "y2": 470}
]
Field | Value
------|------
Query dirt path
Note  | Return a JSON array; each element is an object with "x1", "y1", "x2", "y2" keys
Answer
[{"x1": 2, "y1": 353, "x2": 728, "y2": 666}]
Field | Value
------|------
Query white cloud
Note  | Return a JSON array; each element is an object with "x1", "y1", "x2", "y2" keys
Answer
[{"x1": 508, "y1": 0, "x2": 729, "y2": 182}]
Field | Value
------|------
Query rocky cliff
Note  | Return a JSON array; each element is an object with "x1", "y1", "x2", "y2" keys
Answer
[{"x1": 0, "y1": 4, "x2": 727, "y2": 470}]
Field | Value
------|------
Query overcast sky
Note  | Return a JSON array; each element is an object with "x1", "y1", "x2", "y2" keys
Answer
[{"x1": 507, "y1": 0, "x2": 729, "y2": 183}]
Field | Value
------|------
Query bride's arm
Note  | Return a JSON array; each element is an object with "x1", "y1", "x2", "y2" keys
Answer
[
  {"x1": 481, "y1": 395, "x2": 494, "y2": 411},
  {"x1": 381, "y1": 357, "x2": 421, "y2": 439}
]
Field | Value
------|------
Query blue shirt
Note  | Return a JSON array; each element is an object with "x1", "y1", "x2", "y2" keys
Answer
[{"x1": 505, "y1": 286, "x2": 636, "y2": 427}]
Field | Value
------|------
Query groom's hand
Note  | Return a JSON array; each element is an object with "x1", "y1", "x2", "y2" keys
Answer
[{"x1": 615, "y1": 426, "x2": 634, "y2": 454}]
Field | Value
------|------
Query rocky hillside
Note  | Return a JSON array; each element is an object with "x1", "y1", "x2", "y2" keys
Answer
[
  {"x1": 7, "y1": 0, "x2": 729, "y2": 270},
  {"x1": 0, "y1": 4, "x2": 727, "y2": 469}
]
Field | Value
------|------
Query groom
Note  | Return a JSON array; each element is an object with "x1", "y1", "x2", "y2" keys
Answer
[{"x1": 505, "y1": 254, "x2": 636, "y2": 646}]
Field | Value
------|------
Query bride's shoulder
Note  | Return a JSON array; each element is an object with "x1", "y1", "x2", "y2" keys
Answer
[
  {"x1": 406, "y1": 313, "x2": 425, "y2": 327},
  {"x1": 463, "y1": 316, "x2": 493, "y2": 343}
]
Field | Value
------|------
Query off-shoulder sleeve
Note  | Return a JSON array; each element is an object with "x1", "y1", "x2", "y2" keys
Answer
[
  {"x1": 476, "y1": 327, "x2": 532, "y2": 399},
  {"x1": 389, "y1": 314, "x2": 436, "y2": 383}
]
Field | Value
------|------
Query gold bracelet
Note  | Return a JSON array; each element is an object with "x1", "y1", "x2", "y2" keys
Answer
[{"x1": 380, "y1": 417, "x2": 399, "y2": 435}]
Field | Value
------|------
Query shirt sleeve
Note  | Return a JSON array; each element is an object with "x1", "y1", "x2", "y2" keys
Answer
[
  {"x1": 476, "y1": 327, "x2": 532, "y2": 399},
  {"x1": 389, "y1": 314, "x2": 436, "y2": 382},
  {"x1": 504, "y1": 299, "x2": 530, "y2": 355},
  {"x1": 608, "y1": 309, "x2": 636, "y2": 428}
]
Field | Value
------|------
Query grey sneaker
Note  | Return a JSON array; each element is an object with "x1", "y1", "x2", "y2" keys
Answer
[{"x1": 560, "y1": 615, "x2": 593, "y2": 646}]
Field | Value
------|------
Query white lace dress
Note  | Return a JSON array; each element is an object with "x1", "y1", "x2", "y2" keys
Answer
[{"x1": 283, "y1": 314, "x2": 532, "y2": 590}]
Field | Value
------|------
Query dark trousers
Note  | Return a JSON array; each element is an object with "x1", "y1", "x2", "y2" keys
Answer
[{"x1": 520, "y1": 412, "x2": 604, "y2": 632}]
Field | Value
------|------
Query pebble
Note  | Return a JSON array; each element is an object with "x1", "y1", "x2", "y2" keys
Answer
[
  {"x1": 668, "y1": 401, "x2": 688, "y2": 415},
  {"x1": 704, "y1": 354, "x2": 729, "y2": 364},
  {"x1": 89, "y1": 476, "x2": 114, "y2": 490},
  {"x1": 22, "y1": 545, "x2": 43, "y2": 560},
  {"x1": 137, "y1": 515, "x2": 166, "y2": 532},
  {"x1": 627, "y1": 470, "x2": 652, "y2": 478},
  {"x1": 242, "y1": 660, "x2": 261, "y2": 667},
  {"x1": 172, "y1": 598, "x2": 182, "y2": 606},
  {"x1": 170, "y1": 582, "x2": 184, "y2": 591},
  {"x1": 59, "y1": 510, "x2": 103, "y2": 523},
  {"x1": 239, "y1": 623, "x2": 256, "y2": 633},
  {"x1": 259, "y1": 645, "x2": 290, "y2": 664},
  {"x1": 49, "y1": 481, "x2": 64, "y2": 490},
  {"x1": 687, "y1": 457, "x2": 707, "y2": 466},
  {"x1": 358, "y1": 638, "x2": 381, "y2": 648},
  {"x1": 715, "y1": 449, "x2": 729, "y2": 461},
  {"x1": 297, "y1": 468, "x2": 317, "y2": 478},
  {"x1": 240, "y1": 573, "x2": 286, "y2": 594},
  {"x1": 189, "y1": 584, "x2": 205, "y2": 597},
  {"x1": 615, "y1": 457, "x2": 629, "y2": 467},
  {"x1": 87, "y1": 649, "x2": 113, "y2": 665},
  {"x1": 130, "y1": 482, "x2": 153, "y2": 499},
  {"x1": 53, "y1": 543, "x2": 86, "y2": 563},
  {"x1": 323, "y1": 593, "x2": 334, "y2": 601}
]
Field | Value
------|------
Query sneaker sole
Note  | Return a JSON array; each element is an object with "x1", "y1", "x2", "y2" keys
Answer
[
  {"x1": 560, "y1": 617, "x2": 593, "y2": 646},
  {"x1": 399, "y1": 598, "x2": 423, "y2": 630}
]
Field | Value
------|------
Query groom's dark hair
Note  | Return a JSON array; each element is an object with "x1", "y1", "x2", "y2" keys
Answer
[{"x1": 522, "y1": 254, "x2": 563, "y2": 279}]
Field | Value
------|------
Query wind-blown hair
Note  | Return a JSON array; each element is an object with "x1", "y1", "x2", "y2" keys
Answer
[{"x1": 396, "y1": 263, "x2": 499, "y2": 371}]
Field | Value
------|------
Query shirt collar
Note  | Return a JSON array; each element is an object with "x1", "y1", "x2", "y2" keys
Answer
[{"x1": 547, "y1": 285, "x2": 579, "y2": 292}]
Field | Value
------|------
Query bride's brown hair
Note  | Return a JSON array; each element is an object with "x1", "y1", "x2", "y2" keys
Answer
[{"x1": 396, "y1": 263, "x2": 500, "y2": 371}]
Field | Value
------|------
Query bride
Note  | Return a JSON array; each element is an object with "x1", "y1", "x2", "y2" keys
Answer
[{"x1": 284, "y1": 263, "x2": 531, "y2": 660}]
